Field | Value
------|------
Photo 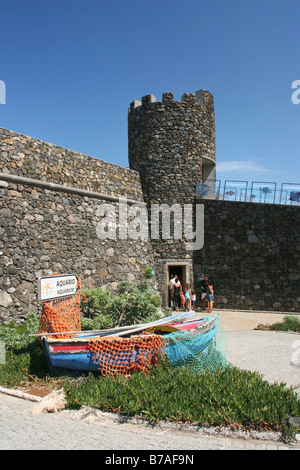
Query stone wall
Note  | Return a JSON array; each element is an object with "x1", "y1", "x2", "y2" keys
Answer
[
  {"x1": 0, "y1": 127, "x2": 143, "y2": 200},
  {"x1": 1, "y1": 117, "x2": 300, "y2": 321},
  {"x1": 0, "y1": 177, "x2": 156, "y2": 322},
  {"x1": 0, "y1": 127, "x2": 156, "y2": 323},
  {"x1": 194, "y1": 199, "x2": 300, "y2": 312}
]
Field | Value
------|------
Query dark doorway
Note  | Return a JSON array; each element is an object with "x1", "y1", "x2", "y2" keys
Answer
[{"x1": 168, "y1": 265, "x2": 186, "y2": 308}]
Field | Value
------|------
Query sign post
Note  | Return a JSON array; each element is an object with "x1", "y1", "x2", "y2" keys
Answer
[{"x1": 38, "y1": 274, "x2": 78, "y2": 302}]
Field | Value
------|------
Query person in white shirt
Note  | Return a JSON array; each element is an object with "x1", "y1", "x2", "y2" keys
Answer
[{"x1": 169, "y1": 275, "x2": 176, "y2": 309}]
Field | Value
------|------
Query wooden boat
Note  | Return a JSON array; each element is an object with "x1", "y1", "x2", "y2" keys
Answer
[
  {"x1": 40, "y1": 313, "x2": 220, "y2": 375},
  {"x1": 40, "y1": 312, "x2": 195, "y2": 374}
]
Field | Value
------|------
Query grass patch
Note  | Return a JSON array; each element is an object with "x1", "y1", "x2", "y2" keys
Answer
[
  {"x1": 63, "y1": 361, "x2": 300, "y2": 432},
  {"x1": 0, "y1": 314, "x2": 50, "y2": 387},
  {"x1": 0, "y1": 341, "x2": 49, "y2": 387}
]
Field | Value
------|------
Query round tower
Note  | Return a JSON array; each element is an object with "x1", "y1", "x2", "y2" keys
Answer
[
  {"x1": 128, "y1": 90, "x2": 216, "y2": 307},
  {"x1": 128, "y1": 90, "x2": 216, "y2": 205}
]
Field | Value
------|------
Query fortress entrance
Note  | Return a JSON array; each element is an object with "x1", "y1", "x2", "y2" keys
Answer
[
  {"x1": 168, "y1": 265, "x2": 186, "y2": 288},
  {"x1": 160, "y1": 260, "x2": 192, "y2": 308},
  {"x1": 168, "y1": 265, "x2": 186, "y2": 308}
]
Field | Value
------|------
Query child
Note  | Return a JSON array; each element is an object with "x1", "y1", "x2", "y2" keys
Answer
[
  {"x1": 181, "y1": 293, "x2": 186, "y2": 310},
  {"x1": 191, "y1": 289, "x2": 196, "y2": 310},
  {"x1": 206, "y1": 281, "x2": 214, "y2": 313},
  {"x1": 185, "y1": 284, "x2": 192, "y2": 311}
]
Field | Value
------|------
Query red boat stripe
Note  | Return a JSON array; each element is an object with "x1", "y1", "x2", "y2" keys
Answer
[{"x1": 51, "y1": 344, "x2": 90, "y2": 352}]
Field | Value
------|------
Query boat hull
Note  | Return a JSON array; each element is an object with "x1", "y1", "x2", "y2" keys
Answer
[
  {"x1": 43, "y1": 336, "x2": 100, "y2": 373},
  {"x1": 43, "y1": 332, "x2": 163, "y2": 374},
  {"x1": 42, "y1": 314, "x2": 219, "y2": 374}
]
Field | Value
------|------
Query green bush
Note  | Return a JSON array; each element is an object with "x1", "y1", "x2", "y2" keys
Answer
[
  {"x1": 0, "y1": 314, "x2": 49, "y2": 387},
  {"x1": 0, "y1": 314, "x2": 40, "y2": 351},
  {"x1": 116, "y1": 281, "x2": 134, "y2": 295},
  {"x1": 0, "y1": 342, "x2": 49, "y2": 387},
  {"x1": 81, "y1": 314, "x2": 114, "y2": 331},
  {"x1": 151, "y1": 295, "x2": 162, "y2": 308},
  {"x1": 270, "y1": 315, "x2": 300, "y2": 333},
  {"x1": 105, "y1": 282, "x2": 161, "y2": 326},
  {"x1": 80, "y1": 282, "x2": 161, "y2": 328},
  {"x1": 143, "y1": 266, "x2": 154, "y2": 279},
  {"x1": 163, "y1": 307, "x2": 173, "y2": 316},
  {"x1": 80, "y1": 288, "x2": 113, "y2": 318}
]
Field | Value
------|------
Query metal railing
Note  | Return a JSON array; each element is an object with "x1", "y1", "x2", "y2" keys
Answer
[{"x1": 196, "y1": 180, "x2": 300, "y2": 206}]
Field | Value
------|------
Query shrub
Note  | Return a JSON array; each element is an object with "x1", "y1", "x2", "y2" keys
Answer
[
  {"x1": 151, "y1": 295, "x2": 162, "y2": 307},
  {"x1": 143, "y1": 266, "x2": 154, "y2": 279},
  {"x1": 257, "y1": 315, "x2": 300, "y2": 333},
  {"x1": 117, "y1": 281, "x2": 134, "y2": 295},
  {"x1": 0, "y1": 314, "x2": 40, "y2": 351},
  {"x1": 80, "y1": 288, "x2": 113, "y2": 318},
  {"x1": 270, "y1": 315, "x2": 300, "y2": 333},
  {"x1": 105, "y1": 282, "x2": 160, "y2": 326},
  {"x1": 0, "y1": 314, "x2": 49, "y2": 387},
  {"x1": 163, "y1": 307, "x2": 173, "y2": 316},
  {"x1": 80, "y1": 282, "x2": 162, "y2": 329},
  {"x1": 81, "y1": 314, "x2": 114, "y2": 331}
]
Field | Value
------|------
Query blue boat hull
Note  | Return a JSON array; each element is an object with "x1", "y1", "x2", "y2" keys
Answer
[{"x1": 42, "y1": 314, "x2": 220, "y2": 374}]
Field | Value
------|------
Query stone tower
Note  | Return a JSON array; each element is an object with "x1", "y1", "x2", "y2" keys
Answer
[
  {"x1": 127, "y1": 90, "x2": 216, "y2": 306},
  {"x1": 128, "y1": 90, "x2": 216, "y2": 205}
]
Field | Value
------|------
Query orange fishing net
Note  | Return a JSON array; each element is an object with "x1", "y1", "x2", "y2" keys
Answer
[
  {"x1": 88, "y1": 333, "x2": 166, "y2": 377},
  {"x1": 39, "y1": 276, "x2": 83, "y2": 339}
]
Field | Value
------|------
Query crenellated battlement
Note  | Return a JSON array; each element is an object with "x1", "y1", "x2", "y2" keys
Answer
[{"x1": 129, "y1": 89, "x2": 214, "y2": 112}]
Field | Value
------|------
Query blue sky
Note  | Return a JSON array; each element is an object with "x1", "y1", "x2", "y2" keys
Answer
[{"x1": 1, "y1": 0, "x2": 299, "y2": 192}]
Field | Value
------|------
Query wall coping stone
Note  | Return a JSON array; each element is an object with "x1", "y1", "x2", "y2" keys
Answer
[{"x1": 0, "y1": 173, "x2": 146, "y2": 206}]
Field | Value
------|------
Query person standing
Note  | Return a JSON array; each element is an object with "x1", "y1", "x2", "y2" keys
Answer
[
  {"x1": 191, "y1": 289, "x2": 196, "y2": 310},
  {"x1": 185, "y1": 283, "x2": 192, "y2": 311},
  {"x1": 169, "y1": 275, "x2": 176, "y2": 309},
  {"x1": 206, "y1": 280, "x2": 214, "y2": 313},
  {"x1": 200, "y1": 274, "x2": 209, "y2": 310},
  {"x1": 172, "y1": 276, "x2": 182, "y2": 312}
]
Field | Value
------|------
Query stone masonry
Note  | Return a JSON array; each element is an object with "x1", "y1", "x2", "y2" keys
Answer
[
  {"x1": 195, "y1": 199, "x2": 300, "y2": 312},
  {"x1": 0, "y1": 179, "x2": 156, "y2": 322},
  {"x1": 0, "y1": 89, "x2": 300, "y2": 322},
  {"x1": 128, "y1": 91, "x2": 216, "y2": 304},
  {"x1": 128, "y1": 90, "x2": 215, "y2": 205}
]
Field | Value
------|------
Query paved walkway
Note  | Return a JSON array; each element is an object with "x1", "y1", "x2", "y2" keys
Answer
[
  {"x1": 0, "y1": 310, "x2": 300, "y2": 451},
  {"x1": 219, "y1": 310, "x2": 300, "y2": 392}
]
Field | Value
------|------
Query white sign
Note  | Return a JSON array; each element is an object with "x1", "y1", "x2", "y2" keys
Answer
[{"x1": 38, "y1": 274, "x2": 78, "y2": 302}]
